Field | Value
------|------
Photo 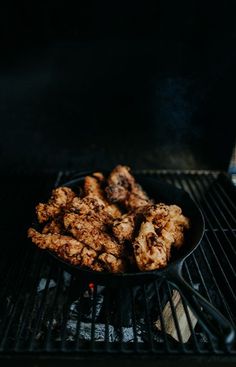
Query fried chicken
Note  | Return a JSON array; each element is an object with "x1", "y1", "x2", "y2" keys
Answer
[
  {"x1": 42, "y1": 217, "x2": 64, "y2": 234},
  {"x1": 28, "y1": 228, "x2": 84, "y2": 265},
  {"x1": 112, "y1": 212, "x2": 136, "y2": 243},
  {"x1": 165, "y1": 205, "x2": 190, "y2": 248},
  {"x1": 133, "y1": 203, "x2": 189, "y2": 271},
  {"x1": 143, "y1": 204, "x2": 170, "y2": 229},
  {"x1": 105, "y1": 165, "x2": 152, "y2": 210},
  {"x1": 28, "y1": 228, "x2": 124, "y2": 272},
  {"x1": 84, "y1": 174, "x2": 105, "y2": 199},
  {"x1": 84, "y1": 174, "x2": 122, "y2": 219},
  {"x1": 98, "y1": 253, "x2": 125, "y2": 272},
  {"x1": 70, "y1": 196, "x2": 114, "y2": 226},
  {"x1": 133, "y1": 222, "x2": 169, "y2": 271},
  {"x1": 28, "y1": 165, "x2": 190, "y2": 274},
  {"x1": 63, "y1": 212, "x2": 123, "y2": 257},
  {"x1": 36, "y1": 187, "x2": 76, "y2": 223}
]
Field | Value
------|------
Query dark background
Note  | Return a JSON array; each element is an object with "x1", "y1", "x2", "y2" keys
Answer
[{"x1": 1, "y1": 1, "x2": 236, "y2": 173}]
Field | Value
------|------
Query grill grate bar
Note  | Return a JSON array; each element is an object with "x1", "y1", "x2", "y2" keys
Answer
[
  {"x1": 143, "y1": 284, "x2": 155, "y2": 352},
  {"x1": 13, "y1": 253, "x2": 46, "y2": 351},
  {"x1": 191, "y1": 253, "x2": 212, "y2": 302},
  {"x1": 117, "y1": 289, "x2": 125, "y2": 351},
  {"x1": 0, "y1": 249, "x2": 42, "y2": 351},
  {"x1": 28, "y1": 263, "x2": 55, "y2": 351},
  {"x1": 183, "y1": 177, "x2": 236, "y2": 302},
  {"x1": 199, "y1": 245, "x2": 236, "y2": 328},
  {"x1": 104, "y1": 287, "x2": 111, "y2": 351},
  {"x1": 74, "y1": 287, "x2": 84, "y2": 351},
  {"x1": 204, "y1": 176, "x2": 236, "y2": 227},
  {"x1": 130, "y1": 287, "x2": 139, "y2": 352},
  {"x1": 215, "y1": 180, "x2": 236, "y2": 213},
  {"x1": 44, "y1": 266, "x2": 64, "y2": 351},
  {"x1": 204, "y1": 232, "x2": 236, "y2": 303},
  {"x1": 201, "y1": 176, "x2": 236, "y2": 254},
  {"x1": 90, "y1": 284, "x2": 97, "y2": 350},
  {"x1": 194, "y1": 178, "x2": 236, "y2": 276},
  {"x1": 60, "y1": 274, "x2": 74, "y2": 351}
]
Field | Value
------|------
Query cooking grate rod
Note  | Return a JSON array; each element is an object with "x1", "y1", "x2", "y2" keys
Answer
[{"x1": 178, "y1": 176, "x2": 236, "y2": 301}]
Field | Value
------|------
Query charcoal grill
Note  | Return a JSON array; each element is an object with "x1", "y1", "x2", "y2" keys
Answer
[{"x1": 0, "y1": 170, "x2": 235, "y2": 366}]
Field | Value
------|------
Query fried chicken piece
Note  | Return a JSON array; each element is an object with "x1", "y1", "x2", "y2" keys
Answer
[
  {"x1": 84, "y1": 175, "x2": 122, "y2": 219},
  {"x1": 112, "y1": 212, "x2": 136, "y2": 243},
  {"x1": 133, "y1": 222, "x2": 169, "y2": 271},
  {"x1": 84, "y1": 175, "x2": 105, "y2": 199},
  {"x1": 28, "y1": 228, "x2": 105, "y2": 269},
  {"x1": 63, "y1": 213, "x2": 123, "y2": 257},
  {"x1": 70, "y1": 196, "x2": 106, "y2": 215},
  {"x1": 80, "y1": 246, "x2": 98, "y2": 268},
  {"x1": 145, "y1": 203, "x2": 189, "y2": 248},
  {"x1": 165, "y1": 205, "x2": 190, "y2": 248},
  {"x1": 28, "y1": 228, "x2": 84, "y2": 265},
  {"x1": 105, "y1": 165, "x2": 152, "y2": 210},
  {"x1": 133, "y1": 203, "x2": 190, "y2": 271},
  {"x1": 90, "y1": 261, "x2": 105, "y2": 272},
  {"x1": 36, "y1": 187, "x2": 76, "y2": 223},
  {"x1": 143, "y1": 203, "x2": 170, "y2": 229},
  {"x1": 70, "y1": 196, "x2": 114, "y2": 226},
  {"x1": 98, "y1": 253, "x2": 126, "y2": 273},
  {"x1": 42, "y1": 217, "x2": 64, "y2": 234}
]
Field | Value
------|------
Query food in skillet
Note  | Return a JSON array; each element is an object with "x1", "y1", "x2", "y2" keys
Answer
[{"x1": 28, "y1": 165, "x2": 190, "y2": 273}]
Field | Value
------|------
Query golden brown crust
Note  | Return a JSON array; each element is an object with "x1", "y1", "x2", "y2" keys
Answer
[
  {"x1": 112, "y1": 212, "x2": 136, "y2": 243},
  {"x1": 98, "y1": 253, "x2": 125, "y2": 273},
  {"x1": 28, "y1": 165, "x2": 190, "y2": 273},
  {"x1": 105, "y1": 165, "x2": 152, "y2": 210},
  {"x1": 36, "y1": 187, "x2": 76, "y2": 223},
  {"x1": 42, "y1": 217, "x2": 64, "y2": 234},
  {"x1": 133, "y1": 222, "x2": 169, "y2": 271},
  {"x1": 63, "y1": 212, "x2": 123, "y2": 257},
  {"x1": 133, "y1": 203, "x2": 190, "y2": 271}
]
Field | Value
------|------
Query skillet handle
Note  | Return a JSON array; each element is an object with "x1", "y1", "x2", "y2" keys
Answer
[{"x1": 167, "y1": 271, "x2": 235, "y2": 344}]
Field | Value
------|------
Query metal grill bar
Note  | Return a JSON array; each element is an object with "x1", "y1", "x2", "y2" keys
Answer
[
  {"x1": 0, "y1": 171, "x2": 235, "y2": 357},
  {"x1": 143, "y1": 284, "x2": 155, "y2": 352},
  {"x1": 130, "y1": 287, "x2": 139, "y2": 352},
  {"x1": 181, "y1": 177, "x2": 236, "y2": 297}
]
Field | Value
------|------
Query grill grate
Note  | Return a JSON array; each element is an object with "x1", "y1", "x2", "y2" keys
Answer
[{"x1": 0, "y1": 171, "x2": 235, "y2": 356}]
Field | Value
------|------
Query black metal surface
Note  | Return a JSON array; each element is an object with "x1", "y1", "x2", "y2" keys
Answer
[{"x1": 0, "y1": 171, "x2": 236, "y2": 358}]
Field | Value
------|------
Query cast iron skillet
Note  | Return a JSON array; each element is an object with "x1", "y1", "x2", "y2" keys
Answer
[{"x1": 45, "y1": 173, "x2": 234, "y2": 344}]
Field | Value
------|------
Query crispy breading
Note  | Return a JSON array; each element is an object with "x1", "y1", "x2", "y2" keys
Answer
[
  {"x1": 143, "y1": 203, "x2": 170, "y2": 229},
  {"x1": 133, "y1": 203, "x2": 189, "y2": 270},
  {"x1": 98, "y1": 253, "x2": 125, "y2": 273},
  {"x1": 36, "y1": 187, "x2": 76, "y2": 223},
  {"x1": 112, "y1": 212, "x2": 136, "y2": 243},
  {"x1": 84, "y1": 175, "x2": 122, "y2": 218},
  {"x1": 105, "y1": 165, "x2": 152, "y2": 210},
  {"x1": 28, "y1": 228, "x2": 84, "y2": 265},
  {"x1": 42, "y1": 218, "x2": 64, "y2": 234},
  {"x1": 69, "y1": 196, "x2": 114, "y2": 226},
  {"x1": 165, "y1": 205, "x2": 190, "y2": 248},
  {"x1": 63, "y1": 213, "x2": 123, "y2": 257},
  {"x1": 133, "y1": 222, "x2": 169, "y2": 271},
  {"x1": 84, "y1": 175, "x2": 105, "y2": 199}
]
